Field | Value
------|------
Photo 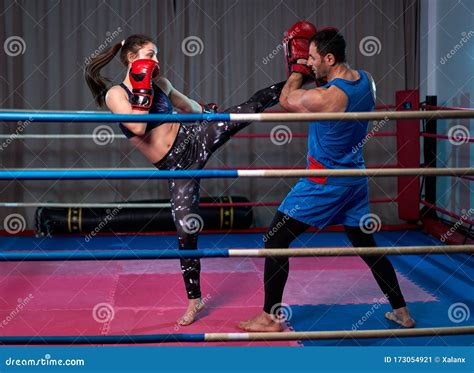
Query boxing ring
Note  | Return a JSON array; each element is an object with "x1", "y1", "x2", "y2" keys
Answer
[{"x1": 0, "y1": 95, "x2": 472, "y2": 346}]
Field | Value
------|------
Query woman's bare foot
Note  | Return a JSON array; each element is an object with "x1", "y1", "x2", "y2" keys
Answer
[
  {"x1": 238, "y1": 312, "x2": 284, "y2": 332},
  {"x1": 385, "y1": 306, "x2": 416, "y2": 328},
  {"x1": 177, "y1": 298, "x2": 205, "y2": 326}
]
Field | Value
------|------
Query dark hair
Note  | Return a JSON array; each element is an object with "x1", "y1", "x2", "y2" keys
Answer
[
  {"x1": 309, "y1": 28, "x2": 346, "y2": 64},
  {"x1": 84, "y1": 34, "x2": 154, "y2": 108}
]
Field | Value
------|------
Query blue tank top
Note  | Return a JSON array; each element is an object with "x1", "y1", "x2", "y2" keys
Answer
[
  {"x1": 307, "y1": 70, "x2": 374, "y2": 185},
  {"x1": 118, "y1": 82, "x2": 174, "y2": 138}
]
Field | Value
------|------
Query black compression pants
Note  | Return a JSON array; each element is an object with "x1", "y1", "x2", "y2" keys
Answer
[{"x1": 263, "y1": 211, "x2": 407, "y2": 313}]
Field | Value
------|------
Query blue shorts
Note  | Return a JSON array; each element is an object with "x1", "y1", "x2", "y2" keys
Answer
[{"x1": 278, "y1": 178, "x2": 370, "y2": 229}]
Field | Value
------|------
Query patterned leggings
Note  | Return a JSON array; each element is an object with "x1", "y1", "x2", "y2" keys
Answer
[{"x1": 154, "y1": 82, "x2": 284, "y2": 298}]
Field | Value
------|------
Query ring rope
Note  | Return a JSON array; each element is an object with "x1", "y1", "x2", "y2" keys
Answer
[
  {"x1": 420, "y1": 200, "x2": 474, "y2": 225},
  {"x1": 0, "y1": 132, "x2": 396, "y2": 140},
  {"x1": 2, "y1": 202, "x2": 173, "y2": 208},
  {"x1": 1, "y1": 202, "x2": 277, "y2": 208},
  {"x1": 0, "y1": 246, "x2": 471, "y2": 261},
  {"x1": 2, "y1": 201, "x2": 279, "y2": 208},
  {"x1": 0, "y1": 168, "x2": 472, "y2": 180},
  {"x1": 0, "y1": 326, "x2": 471, "y2": 344},
  {"x1": 0, "y1": 105, "x2": 398, "y2": 113},
  {"x1": 421, "y1": 132, "x2": 473, "y2": 143},
  {"x1": 0, "y1": 134, "x2": 311, "y2": 140},
  {"x1": 1, "y1": 109, "x2": 473, "y2": 123},
  {"x1": 423, "y1": 104, "x2": 474, "y2": 111},
  {"x1": 0, "y1": 198, "x2": 396, "y2": 208},
  {"x1": 0, "y1": 202, "x2": 271, "y2": 208}
]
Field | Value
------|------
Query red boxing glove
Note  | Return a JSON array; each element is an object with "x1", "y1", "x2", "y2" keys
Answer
[
  {"x1": 129, "y1": 59, "x2": 159, "y2": 111},
  {"x1": 199, "y1": 102, "x2": 218, "y2": 113},
  {"x1": 283, "y1": 21, "x2": 317, "y2": 77}
]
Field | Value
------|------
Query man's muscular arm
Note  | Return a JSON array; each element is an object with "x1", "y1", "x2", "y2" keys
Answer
[{"x1": 279, "y1": 73, "x2": 334, "y2": 113}]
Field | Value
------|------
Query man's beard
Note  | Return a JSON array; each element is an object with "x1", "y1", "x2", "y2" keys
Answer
[{"x1": 314, "y1": 69, "x2": 325, "y2": 80}]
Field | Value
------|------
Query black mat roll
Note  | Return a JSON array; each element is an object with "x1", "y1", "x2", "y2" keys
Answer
[{"x1": 35, "y1": 196, "x2": 253, "y2": 236}]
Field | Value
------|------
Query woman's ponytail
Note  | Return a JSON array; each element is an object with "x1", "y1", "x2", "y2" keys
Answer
[{"x1": 84, "y1": 42, "x2": 122, "y2": 108}]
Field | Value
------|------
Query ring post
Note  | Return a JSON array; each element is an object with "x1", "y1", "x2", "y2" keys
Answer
[
  {"x1": 396, "y1": 90, "x2": 420, "y2": 222},
  {"x1": 422, "y1": 95, "x2": 439, "y2": 219}
]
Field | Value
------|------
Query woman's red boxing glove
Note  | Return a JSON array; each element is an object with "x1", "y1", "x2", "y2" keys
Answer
[{"x1": 129, "y1": 59, "x2": 159, "y2": 110}]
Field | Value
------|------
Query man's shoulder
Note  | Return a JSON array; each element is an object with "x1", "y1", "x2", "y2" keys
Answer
[
  {"x1": 360, "y1": 70, "x2": 376, "y2": 101},
  {"x1": 359, "y1": 70, "x2": 374, "y2": 82}
]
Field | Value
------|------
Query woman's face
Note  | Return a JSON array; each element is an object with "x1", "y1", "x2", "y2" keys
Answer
[{"x1": 129, "y1": 42, "x2": 159, "y2": 65}]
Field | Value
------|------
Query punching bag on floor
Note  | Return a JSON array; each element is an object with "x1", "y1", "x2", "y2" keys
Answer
[{"x1": 35, "y1": 196, "x2": 253, "y2": 236}]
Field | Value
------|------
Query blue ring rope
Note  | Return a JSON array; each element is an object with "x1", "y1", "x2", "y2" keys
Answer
[
  {"x1": 0, "y1": 169, "x2": 239, "y2": 180},
  {"x1": 0, "y1": 112, "x2": 231, "y2": 123},
  {"x1": 0, "y1": 334, "x2": 205, "y2": 344},
  {"x1": 0, "y1": 250, "x2": 231, "y2": 261}
]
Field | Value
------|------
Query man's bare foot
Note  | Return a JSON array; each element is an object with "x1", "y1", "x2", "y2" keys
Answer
[
  {"x1": 177, "y1": 298, "x2": 205, "y2": 326},
  {"x1": 385, "y1": 306, "x2": 416, "y2": 328},
  {"x1": 238, "y1": 312, "x2": 284, "y2": 332}
]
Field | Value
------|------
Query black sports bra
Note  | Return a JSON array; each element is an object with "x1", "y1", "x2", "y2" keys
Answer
[{"x1": 118, "y1": 82, "x2": 174, "y2": 138}]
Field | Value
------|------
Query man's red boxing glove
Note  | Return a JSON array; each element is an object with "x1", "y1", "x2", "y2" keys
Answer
[
  {"x1": 283, "y1": 21, "x2": 317, "y2": 77},
  {"x1": 129, "y1": 59, "x2": 159, "y2": 111}
]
